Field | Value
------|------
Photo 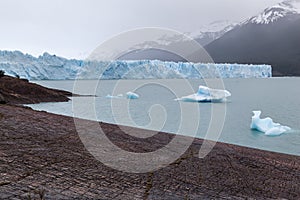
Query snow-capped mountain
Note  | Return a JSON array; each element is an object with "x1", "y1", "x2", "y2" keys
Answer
[
  {"x1": 124, "y1": 20, "x2": 237, "y2": 51},
  {"x1": 189, "y1": 20, "x2": 237, "y2": 44},
  {"x1": 0, "y1": 50, "x2": 271, "y2": 80},
  {"x1": 162, "y1": 20, "x2": 237, "y2": 46},
  {"x1": 119, "y1": 20, "x2": 237, "y2": 61},
  {"x1": 205, "y1": 0, "x2": 300, "y2": 76},
  {"x1": 246, "y1": 0, "x2": 300, "y2": 24}
]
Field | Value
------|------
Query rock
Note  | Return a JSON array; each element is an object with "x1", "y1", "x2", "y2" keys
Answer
[
  {"x1": 0, "y1": 75, "x2": 71, "y2": 104},
  {"x1": 0, "y1": 93, "x2": 6, "y2": 104}
]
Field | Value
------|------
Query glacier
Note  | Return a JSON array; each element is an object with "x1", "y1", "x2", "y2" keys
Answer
[
  {"x1": 250, "y1": 111, "x2": 291, "y2": 136},
  {"x1": 176, "y1": 85, "x2": 231, "y2": 102},
  {"x1": 0, "y1": 50, "x2": 272, "y2": 80}
]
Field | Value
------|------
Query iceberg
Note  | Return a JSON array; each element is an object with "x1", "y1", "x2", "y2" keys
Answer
[
  {"x1": 105, "y1": 94, "x2": 124, "y2": 99},
  {"x1": 126, "y1": 92, "x2": 140, "y2": 99},
  {"x1": 250, "y1": 111, "x2": 291, "y2": 136},
  {"x1": 0, "y1": 50, "x2": 272, "y2": 80},
  {"x1": 106, "y1": 92, "x2": 140, "y2": 99},
  {"x1": 176, "y1": 85, "x2": 231, "y2": 102}
]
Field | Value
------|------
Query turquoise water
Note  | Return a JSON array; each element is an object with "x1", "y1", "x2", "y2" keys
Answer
[{"x1": 29, "y1": 78, "x2": 300, "y2": 156}]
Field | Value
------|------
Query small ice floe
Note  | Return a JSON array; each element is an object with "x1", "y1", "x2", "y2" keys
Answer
[
  {"x1": 126, "y1": 92, "x2": 140, "y2": 99},
  {"x1": 250, "y1": 111, "x2": 291, "y2": 136},
  {"x1": 176, "y1": 85, "x2": 231, "y2": 103},
  {"x1": 105, "y1": 94, "x2": 124, "y2": 99}
]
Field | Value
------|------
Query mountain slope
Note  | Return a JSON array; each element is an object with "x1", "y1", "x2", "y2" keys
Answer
[
  {"x1": 246, "y1": 0, "x2": 300, "y2": 24},
  {"x1": 205, "y1": 0, "x2": 300, "y2": 76},
  {"x1": 120, "y1": 20, "x2": 237, "y2": 61},
  {"x1": 191, "y1": 20, "x2": 237, "y2": 46}
]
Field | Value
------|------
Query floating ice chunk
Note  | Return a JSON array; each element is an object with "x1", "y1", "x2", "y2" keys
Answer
[
  {"x1": 250, "y1": 111, "x2": 276, "y2": 132},
  {"x1": 176, "y1": 85, "x2": 231, "y2": 102},
  {"x1": 251, "y1": 111, "x2": 291, "y2": 136},
  {"x1": 126, "y1": 92, "x2": 140, "y2": 99},
  {"x1": 265, "y1": 126, "x2": 291, "y2": 136},
  {"x1": 106, "y1": 94, "x2": 123, "y2": 99}
]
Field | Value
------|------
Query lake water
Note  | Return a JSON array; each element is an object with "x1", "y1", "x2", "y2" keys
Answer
[{"x1": 28, "y1": 78, "x2": 300, "y2": 156}]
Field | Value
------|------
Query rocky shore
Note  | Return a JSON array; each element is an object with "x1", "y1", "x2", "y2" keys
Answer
[
  {"x1": 0, "y1": 76, "x2": 299, "y2": 199},
  {"x1": 0, "y1": 75, "x2": 71, "y2": 104}
]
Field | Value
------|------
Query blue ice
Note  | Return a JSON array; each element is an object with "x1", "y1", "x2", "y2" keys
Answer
[
  {"x1": 126, "y1": 92, "x2": 140, "y2": 99},
  {"x1": 250, "y1": 111, "x2": 291, "y2": 136},
  {"x1": 176, "y1": 85, "x2": 231, "y2": 102}
]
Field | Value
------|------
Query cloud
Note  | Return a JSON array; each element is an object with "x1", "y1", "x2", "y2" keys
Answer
[{"x1": 0, "y1": 0, "x2": 282, "y2": 58}]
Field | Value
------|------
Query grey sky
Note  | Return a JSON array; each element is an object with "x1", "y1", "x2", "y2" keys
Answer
[{"x1": 0, "y1": 0, "x2": 282, "y2": 59}]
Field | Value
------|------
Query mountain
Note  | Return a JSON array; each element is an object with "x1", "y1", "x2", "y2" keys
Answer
[
  {"x1": 205, "y1": 0, "x2": 300, "y2": 76},
  {"x1": 119, "y1": 20, "x2": 237, "y2": 61},
  {"x1": 0, "y1": 50, "x2": 271, "y2": 80},
  {"x1": 246, "y1": 0, "x2": 300, "y2": 24},
  {"x1": 154, "y1": 20, "x2": 237, "y2": 46},
  {"x1": 191, "y1": 20, "x2": 238, "y2": 46}
]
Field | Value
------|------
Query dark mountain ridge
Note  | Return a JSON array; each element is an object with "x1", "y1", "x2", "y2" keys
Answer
[{"x1": 205, "y1": 0, "x2": 300, "y2": 76}]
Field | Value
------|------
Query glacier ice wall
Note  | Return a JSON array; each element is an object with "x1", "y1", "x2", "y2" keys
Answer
[{"x1": 0, "y1": 50, "x2": 272, "y2": 80}]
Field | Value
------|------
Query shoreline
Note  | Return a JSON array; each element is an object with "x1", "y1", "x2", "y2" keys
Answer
[
  {"x1": 27, "y1": 106, "x2": 300, "y2": 158},
  {"x1": 0, "y1": 75, "x2": 299, "y2": 199},
  {"x1": 26, "y1": 94, "x2": 299, "y2": 158},
  {"x1": 0, "y1": 104, "x2": 299, "y2": 199}
]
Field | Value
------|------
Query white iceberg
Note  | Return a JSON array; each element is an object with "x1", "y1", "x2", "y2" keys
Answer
[
  {"x1": 126, "y1": 92, "x2": 140, "y2": 99},
  {"x1": 105, "y1": 94, "x2": 124, "y2": 99},
  {"x1": 176, "y1": 85, "x2": 231, "y2": 102},
  {"x1": 250, "y1": 111, "x2": 291, "y2": 136}
]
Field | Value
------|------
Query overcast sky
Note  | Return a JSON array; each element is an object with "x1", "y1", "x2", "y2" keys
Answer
[{"x1": 0, "y1": 0, "x2": 282, "y2": 59}]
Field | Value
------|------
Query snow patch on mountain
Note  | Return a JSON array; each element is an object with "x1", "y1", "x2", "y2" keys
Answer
[
  {"x1": 130, "y1": 20, "x2": 238, "y2": 50},
  {"x1": 246, "y1": 0, "x2": 300, "y2": 24},
  {"x1": 188, "y1": 20, "x2": 237, "y2": 39}
]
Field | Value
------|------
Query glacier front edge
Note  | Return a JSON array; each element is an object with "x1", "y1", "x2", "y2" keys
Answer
[{"x1": 0, "y1": 51, "x2": 272, "y2": 80}]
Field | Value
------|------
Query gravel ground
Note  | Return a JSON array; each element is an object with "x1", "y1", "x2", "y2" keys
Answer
[{"x1": 0, "y1": 104, "x2": 299, "y2": 199}]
